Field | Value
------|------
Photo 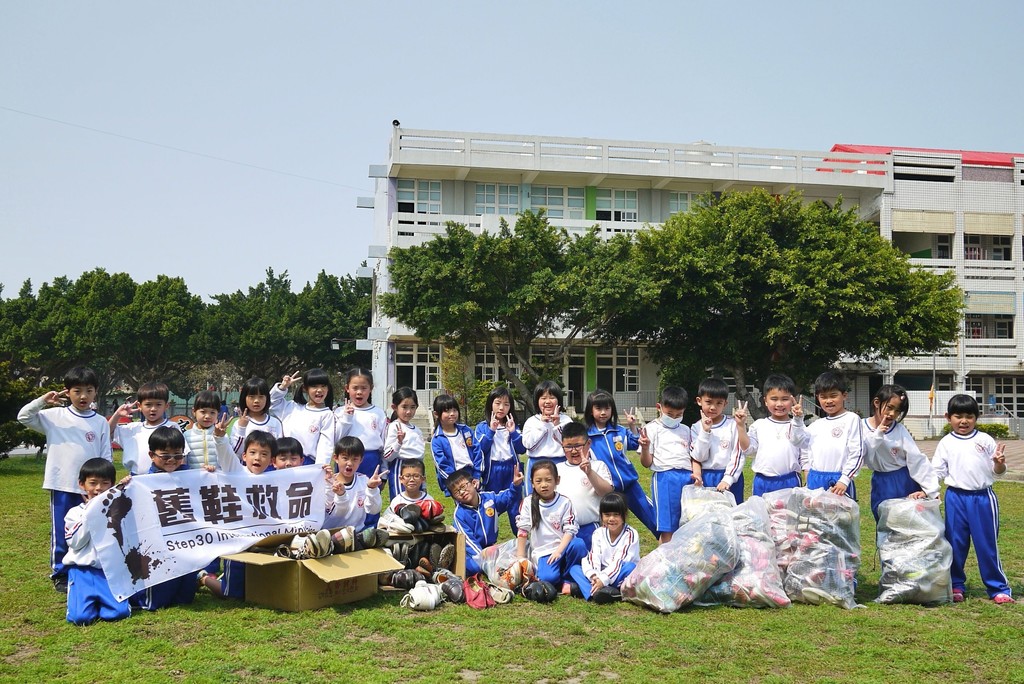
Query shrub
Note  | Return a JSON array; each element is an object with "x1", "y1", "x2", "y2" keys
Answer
[{"x1": 940, "y1": 423, "x2": 1012, "y2": 439}]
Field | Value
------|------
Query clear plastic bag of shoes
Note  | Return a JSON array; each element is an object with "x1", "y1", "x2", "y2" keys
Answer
[
  {"x1": 875, "y1": 497, "x2": 952, "y2": 605},
  {"x1": 768, "y1": 487, "x2": 861, "y2": 609},
  {"x1": 698, "y1": 496, "x2": 791, "y2": 608},
  {"x1": 621, "y1": 507, "x2": 739, "y2": 613},
  {"x1": 477, "y1": 538, "x2": 527, "y2": 588},
  {"x1": 678, "y1": 484, "x2": 736, "y2": 526}
]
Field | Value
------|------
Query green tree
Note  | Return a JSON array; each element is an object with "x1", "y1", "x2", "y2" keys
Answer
[
  {"x1": 294, "y1": 269, "x2": 372, "y2": 374},
  {"x1": 601, "y1": 189, "x2": 962, "y2": 411},
  {"x1": 381, "y1": 210, "x2": 629, "y2": 412}
]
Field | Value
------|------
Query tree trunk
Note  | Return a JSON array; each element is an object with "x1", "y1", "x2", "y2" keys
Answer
[{"x1": 728, "y1": 365, "x2": 764, "y2": 420}]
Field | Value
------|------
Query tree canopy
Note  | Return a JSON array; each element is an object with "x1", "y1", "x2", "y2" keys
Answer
[
  {"x1": 380, "y1": 210, "x2": 631, "y2": 411},
  {"x1": 599, "y1": 189, "x2": 962, "y2": 405}
]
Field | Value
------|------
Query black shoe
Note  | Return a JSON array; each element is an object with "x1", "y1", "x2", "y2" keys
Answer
[
  {"x1": 592, "y1": 586, "x2": 621, "y2": 604},
  {"x1": 567, "y1": 581, "x2": 584, "y2": 599},
  {"x1": 53, "y1": 577, "x2": 68, "y2": 594}
]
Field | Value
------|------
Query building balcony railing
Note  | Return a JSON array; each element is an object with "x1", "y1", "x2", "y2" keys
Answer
[
  {"x1": 391, "y1": 212, "x2": 656, "y2": 246},
  {"x1": 964, "y1": 337, "x2": 1018, "y2": 360},
  {"x1": 390, "y1": 128, "x2": 893, "y2": 191},
  {"x1": 910, "y1": 258, "x2": 1018, "y2": 282}
]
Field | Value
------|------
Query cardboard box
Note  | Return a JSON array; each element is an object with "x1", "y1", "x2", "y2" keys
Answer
[
  {"x1": 223, "y1": 533, "x2": 403, "y2": 612},
  {"x1": 382, "y1": 528, "x2": 467, "y2": 583}
]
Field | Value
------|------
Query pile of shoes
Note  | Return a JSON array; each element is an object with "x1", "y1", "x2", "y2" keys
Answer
[
  {"x1": 276, "y1": 529, "x2": 335, "y2": 560},
  {"x1": 378, "y1": 501, "x2": 446, "y2": 535}
]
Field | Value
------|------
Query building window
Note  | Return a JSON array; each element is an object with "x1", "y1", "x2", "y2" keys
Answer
[
  {"x1": 396, "y1": 179, "x2": 441, "y2": 215},
  {"x1": 936, "y1": 235, "x2": 951, "y2": 259},
  {"x1": 992, "y1": 236, "x2": 1012, "y2": 261},
  {"x1": 995, "y1": 315, "x2": 1014, "y2": 339},
  {"x1": 475, "y1": 183, "x2": 519, "y2": 216},
  {"x1": 966, "y1": 315, "x2": 983, "y2": 339},
  {"x1": 965, "y1": 375, "x2": 983, "y2": 398},
  {"x1": 614, "y1": 347, "x2": 640, "y2": 393},
  {"x1": 964, "y1": 234, "x2": 985, "y2": 260},
  {"x1": 994, "y1": 376, "x2": 1024, "y2": 415},
  {"x1": 395, "y1": 343, "x2": 441, "y2": 391},
  {"x1": 532, "y1": 186, "x2": 584, "y2": 220},
  {"x1": 595, "y1": 189, "x2": 638, "y2": 222},
  {"x1": 668, "y1": 191, "x2": 694, "y2": 215}
]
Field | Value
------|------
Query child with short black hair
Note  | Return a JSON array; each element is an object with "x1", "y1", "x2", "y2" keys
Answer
[
  {"x1": 230, "y1": 377, "x2": 284, "y2": 458},
  {"x1": 383, "y1": 387, "x2": 425, "y2": 498},
  {"x1": 128, "y1": 426, "x2": 206, "y2": 611},
  {"x1": 748, "y1": 374, "x2": 807, "y2": 497},
  {"x1": 568, "y1": 492, "x2": 640, "y2": 603},
  {"x1": 432, "y1": 394, "x2": 483, "y2": 496},
  {"x1": 557, "y1": 421, "x2": 614, "y2": 550},
  {"x1": 640, "y1": 385, "x2": 694, "y2": 543},
  {"x1": 185, "y1": 391, "x2": 229, "y2": 471},
  {"x1": 271, "y1": 369, "x2": 337, "y2": 465},
  {"x1": 388, "y1": 459, "x2": 439, "y2": 513},
  {"x1": 18, "y1": 366, "x2": 112, "y2": 592},
  {"x1": 449, "y1": 466, "x2": 524, "y2": 576},
  {"x1": 239, "y1": 430, "x2": 278, "y2": 474},
  {"x1": 324, "y1": 436, "x2": 383, "y2": 532},
  {"x1": 64, "y1": 458, "x2": 130, "y2": 625},
  {"x1": 691, "y1": 377, "x2": 749, "y2": 504},
  {"x1": 584, "y1": 389, "x2": 658, "y2": 537},
  {"x1": 932, "y1": 394, "x2": 1014, "y2": 604},
  {"x1": 802, "y1": 371, "x2": 863, "y2": 499},
  {"x1": 109, "y1": 381, "x2": 188, "y2": 476}
]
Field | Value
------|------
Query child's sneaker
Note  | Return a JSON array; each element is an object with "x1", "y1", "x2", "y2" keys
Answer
[
  {"x1": 993, "y1": 593, "x2": 1015, "y2": 605},
  {"x1": 952, "y1": 588, "x2": 965, "y2": 603}
]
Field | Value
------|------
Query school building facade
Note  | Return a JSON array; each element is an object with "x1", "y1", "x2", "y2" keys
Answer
[{"x1": 355, "y1": 127, "x2": 1024, "y2": 435}]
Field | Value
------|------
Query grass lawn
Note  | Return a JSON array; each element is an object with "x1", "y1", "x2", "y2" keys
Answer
[{"x1": 1, "y1": 452, "x2": 1021, "y2": 684}]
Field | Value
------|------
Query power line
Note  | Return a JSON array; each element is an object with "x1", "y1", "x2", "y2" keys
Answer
[{"x1": 1, "y1": 104, "x2": 368, "y2": 191}]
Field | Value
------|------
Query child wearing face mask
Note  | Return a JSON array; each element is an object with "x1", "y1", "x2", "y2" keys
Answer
[{"x1": 638, "y1": 386, "x2": 693, "y2": 544}]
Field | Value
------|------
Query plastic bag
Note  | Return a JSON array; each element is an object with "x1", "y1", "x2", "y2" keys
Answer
[
  {"x1": 679, "y1": 485, "x2": 736, "y2": 526},
  {"x1": 622, "y1": 507, "x2": 739, "y2": 613},
  {"x1": 698, "y1": 496, "x2": 791, "y2": 608},
  {"x1": 768, "y1": 487, "x2": 861, "y2": 609},
  {"x1": 875, "y1": 498, "x2": 952, "y2": 605},
  {"x1": 477, "y1": 538, "x2": 531, "y2": 588}
]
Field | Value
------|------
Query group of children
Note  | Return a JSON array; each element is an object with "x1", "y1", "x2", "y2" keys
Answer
[{"x1": 18, "y1": 364, "x2": 1015, "y2": 624}]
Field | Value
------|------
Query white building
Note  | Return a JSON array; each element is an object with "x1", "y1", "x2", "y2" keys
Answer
[{"x1": 356, "y1": 127, "x2": 1024, "y2": 433}]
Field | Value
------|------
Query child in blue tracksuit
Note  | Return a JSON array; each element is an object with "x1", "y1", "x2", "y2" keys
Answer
[
  {"x1": 431, "y1": 394, "x2": 482, "y2": 496},
  {"x1": 475, "y1": 386, "x2": 526, "y2": 534},
  {"x1": 932, "y1": 394, "x2": 1014, "y2": 604},
  {"x1": 584, "y1": 389, "x2": 658, "y2": 536},
  {"x1": 64, "y1": 458, "x2": 131, "y2": 625},
  {"x1": 127, "y1": 424, "x2": 231, "y2": 611},
  {"x1": 449, "y1": 467, "x2": 524, "y2": 576}
]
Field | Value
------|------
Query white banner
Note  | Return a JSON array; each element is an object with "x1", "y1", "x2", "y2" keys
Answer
[{"x1": 84, "y1": 465, "x2": 326, "y2": 601}]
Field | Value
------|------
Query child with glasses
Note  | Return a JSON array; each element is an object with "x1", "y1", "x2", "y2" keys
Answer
[{"x1": 556, "y1": 421, "x2": 614, "y2": 550}]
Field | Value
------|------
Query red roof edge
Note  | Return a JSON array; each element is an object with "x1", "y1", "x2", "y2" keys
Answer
[{"x1": 832, "y1": 144, "x2": 1024, "y2": 168}]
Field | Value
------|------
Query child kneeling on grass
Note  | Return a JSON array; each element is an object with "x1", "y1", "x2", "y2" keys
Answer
[
  {"x1": 568, "y1": 492, "x2": 640, "y2": 603},
  {"x1": 450, "y1": 466, "x2": 524, "y2": 576},
  {"x1": 65, "y1": 458, "x2": 130, "y2": 625}
]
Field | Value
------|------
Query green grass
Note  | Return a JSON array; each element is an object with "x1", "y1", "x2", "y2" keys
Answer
[{"x1": 1, "y1": 453, "x2": 1022, "y2": 684}]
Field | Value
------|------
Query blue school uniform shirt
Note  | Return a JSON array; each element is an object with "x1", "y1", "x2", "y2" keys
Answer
[{"x1": 587, "y1": 424, "x2": 641, "y2": 489}]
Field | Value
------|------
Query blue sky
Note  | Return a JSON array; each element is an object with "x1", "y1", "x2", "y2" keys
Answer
[{"x1": 2, "y1": 1, "x2": 1022, "y2": 300}]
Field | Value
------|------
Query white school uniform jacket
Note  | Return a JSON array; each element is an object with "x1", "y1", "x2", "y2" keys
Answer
[
  {"x1": 801, "y1": 412, "x2": 864, "y2": 487},
  {"x1": 63, "y1": 501, "x2": 100, "y2": 569},
  {"x1": 114, "y1": 418, "x2": 189, "y2": 475},
  {"x1": 270, "y1": 384, "x2": 336, "y2": 465},
  {"x1": 932, "y1": 429, "x2": 999, "y2": 491},
  {"x1": 388, "y1": 490, "x2": 437, "y2": 515},
  {"x1": 383, "y1": 421, "x2": 426, "y2": 462},
  {"x1": 335, "y1": 404, "x2": 387, "y2": 452},
  {"x1": 516, "y1": 492, "x2": 579, "y2": 559},
  {"x1": 581, "y1": 524, "x2": 641, "y2": 586},
  {"x1": 324, "y1": 472, "x2": 382, "y2": 529},
  {"x1": 748, "y1": 416, "x2": 808, "y2": 477},
  {"x1": 861, "y1": 419, "x2": 939, "y2": 498},
  {"x1": 691, "y1": 415, "x2": 749, "y2": 486},
  {"x1": 522, "y1": 413, "x2": 573, "y2": 461},
  {"x1": 230, "y1": 414, "x2": 285, "y2": 457},
  {"x1": 19, "y1": 398, "x2": 112, "y2": 494},
  {"x1": 643, "y1": 419, "x2": 693, "y2": 472},
  {"x1": 556, "y1": 459, "x2": 613, "y2": 527}
]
